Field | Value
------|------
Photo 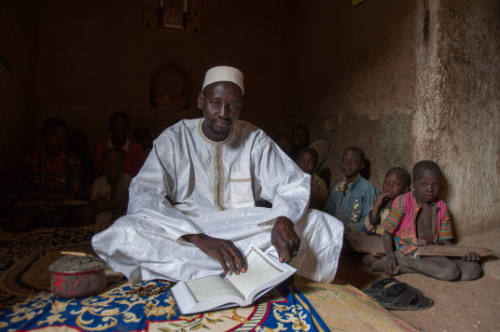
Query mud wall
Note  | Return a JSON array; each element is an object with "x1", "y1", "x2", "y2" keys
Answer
[
  {"x1": 34, "y1": 0, "x2": 290, "y2": 147},
  {"x1": 0, "y1": 1, "x2": 40, "y2": 187},
  {"x1": 413, "y1": 0, "x2": 500, "y2": 237},
  {"x1": 286, "y1": 0, "x2": 416, "y2": 189},
  {"x1": 287, "y1": 0, "x2": 500, "y2": 237}
]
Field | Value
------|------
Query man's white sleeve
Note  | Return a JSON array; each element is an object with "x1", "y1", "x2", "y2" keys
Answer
[
  {"x1": 127, "y1": 140, "x2": 202, "y2": 240},
  {"x1": 251, "y1": 134, "x2": 310, "y2": 223}
]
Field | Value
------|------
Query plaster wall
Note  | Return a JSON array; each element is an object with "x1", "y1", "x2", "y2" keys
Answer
[
  {"x1": 413, "y1": 0, "x2": 500, "y2": 237},
  {"x1": 286, "y1": 0, "x2": 416, "y2": 188},
  {"x1": 0, "y1": 2, "x2": 39, "y2": 187},
  {"x1": 288, "y1": 0, "x2": 499, "y2": 237},
  {"x1": 34, "y1": 0, "x2": 289, "y2": 149}
]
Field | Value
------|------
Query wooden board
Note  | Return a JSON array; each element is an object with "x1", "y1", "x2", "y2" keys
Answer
[
  {"x1": 416, "y1": 245, "x2": 494, "y2": 258},
  {"x1": 346, "y1": 232, "x2": 494, "y2": 257}
]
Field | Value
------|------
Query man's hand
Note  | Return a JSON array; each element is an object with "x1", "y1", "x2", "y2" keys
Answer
[
  {"x1": 182, "y1": 234, "x2": 247, "y2": 275},
  {"x1": 271, "y1": 217, "x2": 300, "y2": 263}
]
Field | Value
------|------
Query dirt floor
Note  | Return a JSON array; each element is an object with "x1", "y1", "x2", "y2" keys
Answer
[{"x1": 334, "y1": 227, "x2": 500, "y2": 332}]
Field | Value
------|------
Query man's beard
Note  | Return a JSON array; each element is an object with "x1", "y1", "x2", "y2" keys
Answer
[{"x1": 208, "y1": 119, "x2": 232, "y2": 135}]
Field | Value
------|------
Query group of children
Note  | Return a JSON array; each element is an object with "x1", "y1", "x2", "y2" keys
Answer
[
  {"x1": 3, "y1": 112, "x2": 152, "y2": 232},
  {"x1": 277, "y1": 123, "x2": 482, "y2": 282},
  {"x1": 322, "y1": 146, "x2": 482, "y2": 281}
]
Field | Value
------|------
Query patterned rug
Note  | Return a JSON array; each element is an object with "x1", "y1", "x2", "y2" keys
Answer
[
  {"x1": 0, "y1": 225, "x2": 106, "y2": 308},
  {"x1": 0, "y1": 280, "x2": 328, "y2": 331},
  {"x1": 0, "y1": 226, "x2": 417, "y2": 331}
]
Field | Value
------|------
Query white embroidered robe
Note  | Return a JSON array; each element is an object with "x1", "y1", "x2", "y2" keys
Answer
[{"x1": 92, "y1": 119, "x2": 343, "y2": 283}]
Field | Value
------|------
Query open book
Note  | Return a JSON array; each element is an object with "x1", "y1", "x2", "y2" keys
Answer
[{"x1": 172, "y1": 245, "x2": 296, "y2": 314}]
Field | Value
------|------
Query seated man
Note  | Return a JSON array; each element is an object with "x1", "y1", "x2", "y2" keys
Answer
[
  {"x1": 373, "y1": 160, "x2": 482, "y2": 281},
  {"x1": 92, "y1": 66, "x2": 344, "y2": 284},
  {"x1": 324, "y1": 146, "x2": 378, "y2": 232},
  {"x1": 91, "y1": 149, "x2": 131, "y2": 225},
  {"x1": 295, "y1": 147, "x2": 328, "y2": 209},
  {"x1": 13, "y1": 118, "x2": 93, "y2": 232},
  {"x1": 94, "y1": 112, "x2": 146, "y2": 177}
]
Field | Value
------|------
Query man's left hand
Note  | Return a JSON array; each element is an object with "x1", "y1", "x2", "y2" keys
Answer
[{"x1": 271, "y1": 216, "x2": 300, "y2": 263}]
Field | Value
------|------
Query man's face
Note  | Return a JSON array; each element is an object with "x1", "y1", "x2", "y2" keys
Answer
[
  {"x1": 198, "y1": 82, "x2": 243, "y2": 140},
  {"x1": 414, "y1": 170, "x2": 441, "y2": 203},
  {"x1": 340, "y1": 150, "x2": 364, "y2": 178}
]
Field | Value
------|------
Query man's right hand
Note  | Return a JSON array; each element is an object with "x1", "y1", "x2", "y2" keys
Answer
[{"x1": 182, "y1": 234, "x2": 247, "y2": 275}]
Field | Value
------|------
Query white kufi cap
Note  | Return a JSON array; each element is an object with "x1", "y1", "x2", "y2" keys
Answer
[{"x1": 202, "y1": 66, "x2": 244, "y2": 94}]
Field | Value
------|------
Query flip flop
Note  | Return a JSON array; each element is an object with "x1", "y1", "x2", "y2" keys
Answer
[
  {"x1": 363, "y1": 277, "x2": 434, "y2": 310},
  {"x1": 363, "y1": 277, "x2": 398, "y2": 296}
]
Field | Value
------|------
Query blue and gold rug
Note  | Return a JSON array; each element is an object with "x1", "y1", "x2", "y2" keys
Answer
[
  {"x1": 0, "y1": 225, "x2": 418, "y2": 332},
  {"x1": 0, "y1": 279, "x2": 328, "y2": 331},
  {"x1": 0, "y1": 226, "x2": 329, "y2": 331}
]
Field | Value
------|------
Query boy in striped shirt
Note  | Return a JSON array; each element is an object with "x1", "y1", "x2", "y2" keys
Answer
[{"x1": 373, "y1": 160, "x2": 482, "y2": 281}]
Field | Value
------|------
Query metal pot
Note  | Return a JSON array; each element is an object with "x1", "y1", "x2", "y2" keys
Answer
[{"x1": 48, "y1": 254, "x2": 107, "y2": 298}]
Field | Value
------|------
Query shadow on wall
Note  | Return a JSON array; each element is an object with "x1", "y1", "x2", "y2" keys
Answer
[{"x1": 360, "y1": 158, "x2": 371, "y2": 180}]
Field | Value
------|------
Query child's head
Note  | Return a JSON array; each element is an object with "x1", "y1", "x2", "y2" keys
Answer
[
  {"x1": 42, "y1": 117, "x2": 68, "y2": 156},
  {"x1": 109, "y1": 112, "x2": 130, "y2": 142},
  {"x1": 412, "y1": 160, "x2": 442, "y2": 203},
  {"x1": 341, "y1": 146, "x2": 365, "y2": 178},
  {"x1": 103, "y1": 148, "x2": 124, "y2": 178},
  {"x1": 296, "y1": 147, "x2": 318, "y2": 175},
  {"x1": 383, "y1": 167, "x2": 411, "y2": 199}
]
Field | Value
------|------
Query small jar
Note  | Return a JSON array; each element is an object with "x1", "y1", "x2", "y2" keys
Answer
[{"x1": 48, "y1": 255, "x2": 107, "y2": 298}]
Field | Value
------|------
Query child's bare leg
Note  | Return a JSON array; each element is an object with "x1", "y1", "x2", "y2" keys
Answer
[
  {"x1": 453, "y1": 258, "x2": 482, "y2": 281},
  {"x1": 361, "y1": 254, "x2": 380, "y2": 267},
  {"x1": 371, "y1": 255, "x2": 416, "y2": 274},
  {"x1": 397, "y1": 255, "x2": 460, "y2": 281}
]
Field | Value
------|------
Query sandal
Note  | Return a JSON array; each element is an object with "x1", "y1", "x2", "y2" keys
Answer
[{"x1": 363, "y1": 277, "x2": 434, "y2": 310}]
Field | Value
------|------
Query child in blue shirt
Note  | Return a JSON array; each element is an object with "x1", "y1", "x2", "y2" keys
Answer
[{"x1": 324, "y1": 147, "x2": 378, "y2": 232}]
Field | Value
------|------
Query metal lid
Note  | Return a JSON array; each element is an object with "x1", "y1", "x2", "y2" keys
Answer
[{"x1": 48, "y1": 255, "x2": 106, "y2": 273}]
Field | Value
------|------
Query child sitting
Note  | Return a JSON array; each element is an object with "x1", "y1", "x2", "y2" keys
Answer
[
  {"x1": 324, "y1": 146, "x2": 378, "y2": 232},
  {"x1": 91, "y1": 149, "x2": 132, "y2": 225},
  {"x1": 295, "y1": 147, "x2": 328, "y2": 209},
  {"x1": 374, "y1": 160, "x2": 482, "y2": 281},
  {"x1": 364, "y1": 167, "x2": 411, "y2": 235},
  {"x1": 94, "y1": 112, "x2": 146, "y2": 177},
  {"x1": 13, "y1": 118, "x2": 93, "y2": 231}
]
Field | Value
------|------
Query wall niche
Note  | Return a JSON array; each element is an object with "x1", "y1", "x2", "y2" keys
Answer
[{"x1": 150, "y1": 62, "x2": 192, "y2": 111}]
